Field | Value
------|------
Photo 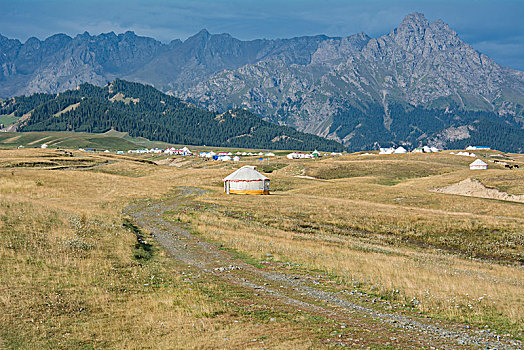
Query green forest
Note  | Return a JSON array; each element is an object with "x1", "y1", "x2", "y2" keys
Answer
[{"x1": 328, "y1": 101, "x2": 524, "y2": 152}]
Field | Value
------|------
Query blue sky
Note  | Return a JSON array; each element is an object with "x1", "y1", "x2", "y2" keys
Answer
[{"x1": 0, "y1": 0, "x2": 523, "y2": 70}]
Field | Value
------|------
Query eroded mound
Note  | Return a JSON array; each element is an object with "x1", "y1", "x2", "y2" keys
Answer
[{"x1": 433, "y1": 178, "x2": 524, "y2": 203}]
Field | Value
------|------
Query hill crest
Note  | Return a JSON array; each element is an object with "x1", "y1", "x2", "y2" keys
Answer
[{"x1": 0, "y1": 79, "x2": 345, "y2": 152}]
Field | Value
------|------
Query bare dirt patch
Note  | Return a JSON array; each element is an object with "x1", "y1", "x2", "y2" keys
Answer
[
  {"x1": 155, "y1": 157, "x2": 193, "y2": 168},
  {"x1": 433, "y1": 178, "x2": 524, "y2": 203},
  {"x1": 53, "y1": 102, "x2": 80, "y2": 117}
]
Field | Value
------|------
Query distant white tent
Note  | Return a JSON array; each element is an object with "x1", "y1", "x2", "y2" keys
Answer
[
  {"x1": 469, "y1": 159, "x2": 488, "y2": 170},
  {"x1": 40, "y1": 144, "x2": 48, "y2": 149},
  {"x1": 394, "y1": 146, "x2": 407, "y2": 154},
  {"x1": 223, "y1": 165, "x2": 270, "y2": 195},
  {"x1": 233, "y1": 156, "x2": 240, "y2": 162}
]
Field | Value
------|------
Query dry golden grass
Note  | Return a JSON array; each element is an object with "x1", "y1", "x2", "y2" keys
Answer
[
  {"x1": 0, "y1": 150, "x2": 323, "y2": 349},
  {"x1": 187, "y1": 206, "x2": 523, "y2": 333},
  {"x1": 1, "y1": 148, "x2": 523, "y2": 347},
  {"x1": 168, "y1": 152, "x2": 524, "y2": 336}
]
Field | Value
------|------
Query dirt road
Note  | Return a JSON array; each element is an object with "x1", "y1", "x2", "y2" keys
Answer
[{"x1": 125, "y1": 187, "x2": 521, "y2": 349}]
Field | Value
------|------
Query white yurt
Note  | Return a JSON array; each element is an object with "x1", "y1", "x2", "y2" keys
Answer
[
  {"x1": 394, "y1": 146, "x2": 407, "y2": 154},
  {"x1": 223, "y1": 165, "x2": 270, "y2": 195},
  {"x1": 469, "y1": 159, "x2": 488, "y2": 170}
]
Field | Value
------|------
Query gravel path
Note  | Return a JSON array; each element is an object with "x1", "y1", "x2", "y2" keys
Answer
[{"x1": 125, "y1": 187, "x2": 522, "y2": 349}]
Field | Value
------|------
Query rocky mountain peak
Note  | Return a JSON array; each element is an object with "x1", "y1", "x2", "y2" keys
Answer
[
  {"x1": 398, "y1": 12, "x2": 430, "y2": 29},
  {"x1": 348, "y1": 32, "x2": 371, "y2": 48},
  {"x1": 120, "y1": 30, "x2": 138, "y2": 38},
  {"x1": 382, "y1": 12, "x2": 464, "y2": 56},
  {"x1": 0, "y1": 33, "x2": 19, "y2": 45},
  {"x1": 76, "y1": 31, "x2": 91, "y2": 39},
  {"x1": 389, "y1": 12, "x2": 432, "y2": 51},
  {"x1": 354, "y1": 32, "x2": 371, "y2": 41},
  {"x1": 187, "y1": 29, "x2": 211, "y2": 42}
]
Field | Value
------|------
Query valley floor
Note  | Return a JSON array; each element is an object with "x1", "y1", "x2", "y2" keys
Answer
[{"x1": 1, "y1": 148, "x2": 523, "y2": 349}]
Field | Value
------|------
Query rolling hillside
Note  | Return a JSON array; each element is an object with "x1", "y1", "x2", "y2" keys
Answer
[
  {"x1": 0, "y1": 80, "x2": 345, "y2": 151},
  {"x1": 0, "y1": 130, "x2": 173, "y2": 150}
]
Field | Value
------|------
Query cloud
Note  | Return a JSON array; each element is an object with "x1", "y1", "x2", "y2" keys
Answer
[{"x1": 472, "y1": 36, "x2": 524, "y2": 69}]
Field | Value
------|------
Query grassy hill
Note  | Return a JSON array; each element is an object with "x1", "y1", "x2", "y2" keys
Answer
[
  {"x1": 0, "y1": 130, "x2": 172, "y2": 150},
  {"x1": 0, "y1": 113, "x2": 18, "y2": 128},
  {"x1": 0, "y1": 79, "x2": 345, "y2": 152}
]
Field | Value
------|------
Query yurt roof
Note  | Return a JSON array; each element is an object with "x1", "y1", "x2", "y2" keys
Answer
[
  {"x1": 470, "y1": 159, "x2": 487, "y2": 166},
  {"x1": 223, "y1": 165, "x2": 269, "y2": 182}
]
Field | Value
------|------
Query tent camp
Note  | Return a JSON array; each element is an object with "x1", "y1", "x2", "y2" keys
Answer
[
  {"x1": 223, "y1": 165, "x2": 270, "y2": 195},
  {"x1": 469, "y1": 159, "x2": 488, "y2": 170}
]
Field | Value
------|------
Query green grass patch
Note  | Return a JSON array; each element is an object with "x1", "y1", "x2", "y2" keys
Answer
[
  {"x1": 0, "y1": 131, "x2": 172, "y2": 150},
  {"x1": 217, "y1": 245, "x2": 266, "y2": 269},
  {"x1": 0, "y1": 113, "x2": 19, "y2": 127},
  {"x1": 258, "y1": 163, "x2": 287, "y2": 173},
  {"x1": 123, "y1": 218, "x2": 154, "y2": 261}
]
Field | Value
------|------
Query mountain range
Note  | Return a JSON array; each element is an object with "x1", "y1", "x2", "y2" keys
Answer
[{"x1": 1, "y1": 12, "x2": 523, "y2": 152}]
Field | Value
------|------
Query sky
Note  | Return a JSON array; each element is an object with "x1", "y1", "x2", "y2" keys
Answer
[{"x1": 0, "y1": 0, "x2": 523, "y2": 70}]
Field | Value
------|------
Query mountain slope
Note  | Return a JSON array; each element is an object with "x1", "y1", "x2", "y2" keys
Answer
[
  {"x1": 1, "y1": 13, "x2": 524, "y2": 151},
  {"x1": 0, "y1": 31, "x2": 163, "y2": 97},
  {"x1": 179, "y1": 13, "x2": 524, "y2": 151},
  {"x1": 0, "y1": 79, "x2": 345, "y2": 151}
]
